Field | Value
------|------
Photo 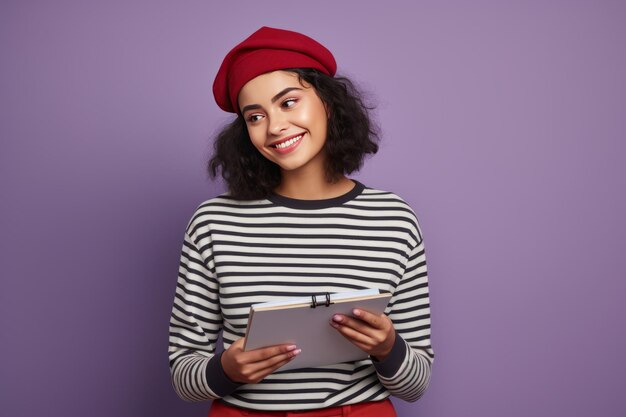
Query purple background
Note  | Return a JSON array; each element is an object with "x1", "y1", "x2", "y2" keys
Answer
[{"x1": 1, "y1": 1, "x2": 624, "y2": 416}]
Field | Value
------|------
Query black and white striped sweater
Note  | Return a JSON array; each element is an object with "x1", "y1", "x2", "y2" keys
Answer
[{"x1": 168, "y1": 179, "x2": 434, "y2": 411}]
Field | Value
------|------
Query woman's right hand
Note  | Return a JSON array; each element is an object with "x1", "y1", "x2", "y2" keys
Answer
[{"x1": 221, "y1": 337, "x2": 301, "y2": 384}]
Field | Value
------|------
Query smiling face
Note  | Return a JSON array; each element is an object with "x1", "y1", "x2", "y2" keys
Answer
[{"x1": 238, "y1": 70, "x2": 329, "y2": 176}]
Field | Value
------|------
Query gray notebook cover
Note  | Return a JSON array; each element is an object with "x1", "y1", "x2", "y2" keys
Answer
[{"x1": 243, "y1": 290, "x2": 392, "y2": 371}]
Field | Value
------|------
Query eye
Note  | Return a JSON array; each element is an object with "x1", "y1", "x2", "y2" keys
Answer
[
  {"x1": 247, "y1": 114, "x2": 262, "y2": 123},
  {"x1": 246, "y1": 98, "x2": 298, "y2": 123},
  {"x1": 282, "y1": 98, "x2": 298, "y2": 108}
]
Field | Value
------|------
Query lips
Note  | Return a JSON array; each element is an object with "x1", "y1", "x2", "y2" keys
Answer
[
  {"x1": 270, "y1": 133, "x2": 305, "y2": 154},
  {"x1": 269, "y1": 132, "x2": 306, "y2": 148}
]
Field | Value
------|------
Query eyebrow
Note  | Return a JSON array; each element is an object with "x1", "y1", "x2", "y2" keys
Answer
[{"x1": 240, "y1": 87, "x2": 303, "y2": 114}]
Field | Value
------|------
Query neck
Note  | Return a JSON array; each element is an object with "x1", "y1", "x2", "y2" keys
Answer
[{"x1": 274, "y1": 171, "x2": 355, "y2": 200}]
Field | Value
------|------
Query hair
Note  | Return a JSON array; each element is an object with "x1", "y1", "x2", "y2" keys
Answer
[{"x1": 207, "y1": 68, "x2": 381, "y2": 200}]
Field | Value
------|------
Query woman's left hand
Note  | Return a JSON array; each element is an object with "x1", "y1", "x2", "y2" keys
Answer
[{"x1": 329, "y1": 308, "x2": 396, "y2": 361}]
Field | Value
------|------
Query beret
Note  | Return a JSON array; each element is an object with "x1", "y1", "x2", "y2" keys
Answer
[{"x1": 212, "y1": 26, "x2": 337, "y2": 115}]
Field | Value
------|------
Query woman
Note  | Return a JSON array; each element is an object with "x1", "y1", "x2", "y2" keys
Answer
[{"x1": 168, "y1": 26, "x2": 434, "y2": 417}]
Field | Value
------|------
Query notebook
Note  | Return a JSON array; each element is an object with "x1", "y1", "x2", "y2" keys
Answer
[{"x1": 243, "y1": 288, "x2": 392, "y2": 371}]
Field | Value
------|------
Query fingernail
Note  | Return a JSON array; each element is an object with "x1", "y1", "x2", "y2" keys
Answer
[
  {"x1": 287, "y1": 345, "x2": 297, "y2": 351},
  {"x1": 353, "y1": 309, "x2": 361, "y2": 316},
  {"x1": 293, "y1": 349, "x2": 302, "y2": 355},
  {"x1": 333, "y1": 315, "x2": 342, "y2": 322}
]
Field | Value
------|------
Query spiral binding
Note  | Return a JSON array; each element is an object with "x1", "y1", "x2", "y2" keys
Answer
[{"x1": 310, "y1": 292, "x2": 333, "y2": 308}]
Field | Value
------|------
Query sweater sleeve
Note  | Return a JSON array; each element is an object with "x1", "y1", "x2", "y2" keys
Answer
[
  {"x1": 370, "y1": 225, "x2": 435, "y2": 402},
  {"x1": 168, "y1": 229, "x2": 243, "y2": 402}
]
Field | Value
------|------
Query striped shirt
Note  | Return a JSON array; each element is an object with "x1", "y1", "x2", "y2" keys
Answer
[{"x1": 168, "y1": 179, "x2": 434, "y2": 411}]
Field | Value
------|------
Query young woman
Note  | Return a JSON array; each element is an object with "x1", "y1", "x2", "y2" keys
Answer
[{"x1": 168, "y1": 26, "x2": 434, "y2": 417}]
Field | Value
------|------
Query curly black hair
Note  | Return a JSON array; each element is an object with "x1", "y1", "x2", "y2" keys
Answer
[{"x1": 207, "y1": 68, "x2": 381, "y2": 200}]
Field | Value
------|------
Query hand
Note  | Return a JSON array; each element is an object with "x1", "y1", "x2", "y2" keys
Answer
[
  {"x1": 329, "y1": 308, "x2": 396, "y2": 361},
  {"x1": 221, "y1": 337, "x2": 301, "y2": 384}
]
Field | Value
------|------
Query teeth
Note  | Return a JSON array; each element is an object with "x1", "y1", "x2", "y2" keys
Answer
[{"x1": 274, "y1": 134, "x2": 303, "y2": 149}]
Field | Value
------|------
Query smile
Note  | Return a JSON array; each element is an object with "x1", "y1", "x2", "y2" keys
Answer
[{"x1": 271, "y1": 134, "x2": 304, "y2": 154}]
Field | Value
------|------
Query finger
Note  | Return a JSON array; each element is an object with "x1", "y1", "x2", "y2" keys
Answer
[
  {"x1": 331, "y1": 314, "x2": 377, "y2": 338},
  {"x1": 331, "y1": 320, "x2": 374, "y2": 346},
  {"x1": 249, "y1": 359, "x2": 291, "y2": 383},
  {"x1": 351, "y1": 308, "x2": 387, "y2": 329},
  {"x1": 248, "y1": 347, "x2": 301, "y2": 371},
  {"x1": 249, "y1": 352, "x2": 299, "y2": 383},
  {"x1": 231, "y1": 337, "x2": 246, "y2": 349},
  {"x1": 332, "y1": 325, "x2": 376, "y2": 354},
  {"x1": 243, "y1": 343, "x2": 298, "y2": 364}
]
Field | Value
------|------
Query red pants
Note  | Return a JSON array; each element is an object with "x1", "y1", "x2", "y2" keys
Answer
[{"x1": 208, "y1": 398, "x2": 397, "y2": 417}]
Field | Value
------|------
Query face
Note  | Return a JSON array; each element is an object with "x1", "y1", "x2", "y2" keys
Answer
[{"x1": 238, "y1": 70, "x2": 329, "y2": 175}]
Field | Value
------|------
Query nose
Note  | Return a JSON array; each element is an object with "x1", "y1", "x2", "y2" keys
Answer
[{"x1": 267, "y1": 110, "x2": 289, "y2": 136}]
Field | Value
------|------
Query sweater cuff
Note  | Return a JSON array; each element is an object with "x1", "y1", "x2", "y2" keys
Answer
[
  {"x1": 370, "y1": 332, "x2": 407, "y2": 378},
  {"x1": 205, "y1": 351, "x2": 245, "y2": 397}
]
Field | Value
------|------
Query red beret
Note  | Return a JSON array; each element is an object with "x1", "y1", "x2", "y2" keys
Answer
[{"x1": 212, "y1": 26, "x2": 337, "y2": 115}]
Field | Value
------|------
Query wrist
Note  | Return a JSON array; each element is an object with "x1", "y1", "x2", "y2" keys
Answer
[
  {"x1": 220, "y1": 350, "x2": 239, "y2": 383},
  {"x1": 370, "y1": 332, "x2": 407, "y2": 378},
  {"x1": 372, "y1": 331, "x2": 396, "y2": 361},
  {"x1": 373, "y1": 347, "x2": 392, "y2": 362},
  {"x1": 206, "y1": 351, "x2": 244, "y2": 396}
]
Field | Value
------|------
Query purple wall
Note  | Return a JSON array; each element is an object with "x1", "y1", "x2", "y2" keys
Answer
[{"x1": 2, "y1": 1, "x2": 624, "y2": 416}]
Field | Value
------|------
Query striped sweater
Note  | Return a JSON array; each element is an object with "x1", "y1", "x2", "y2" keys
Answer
[{"x1": 168, "y1": 179, "x2": 434, "y2": 411}]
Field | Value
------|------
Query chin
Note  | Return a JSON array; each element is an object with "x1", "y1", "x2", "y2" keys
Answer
[
  {"x1": 278, "y1": 158, "x2": 313, "y2": 172},
  {"x1": 278, "y1": 162, "x2": 305, "y2": 172}
]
